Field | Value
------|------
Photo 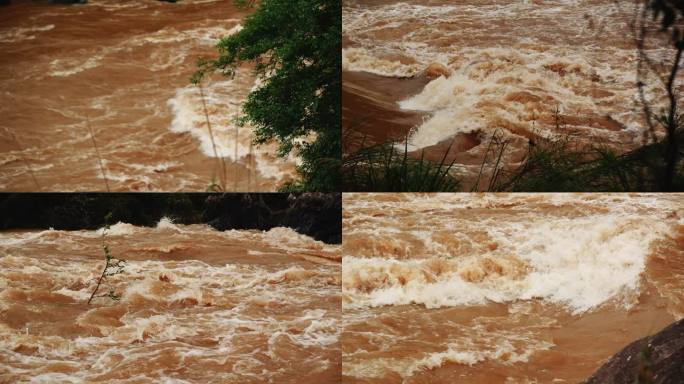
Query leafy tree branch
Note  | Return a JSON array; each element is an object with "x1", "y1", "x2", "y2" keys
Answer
[{"x1": 194, "y1": 0, "x2": 341, "y2": 191}]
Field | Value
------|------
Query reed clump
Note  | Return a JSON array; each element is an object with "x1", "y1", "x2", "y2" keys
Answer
[
  {"x1": 342, "y1": 129, "x2": 461, "y2": 192},
  {"x1": 491, "y1": 110, "x2": 684, "y2": 192}
]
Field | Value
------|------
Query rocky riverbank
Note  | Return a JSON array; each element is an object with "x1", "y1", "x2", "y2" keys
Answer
[
  {"x1": 585, "y1": 318, "x2": 684, "y2": 384},
  {"x1": 0, "y1": 193, "x2": 341, "y2": 244}
]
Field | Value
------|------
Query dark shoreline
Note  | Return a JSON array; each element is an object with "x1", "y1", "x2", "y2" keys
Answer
[{"x1": 0, "y1": 193, "x2": 341, "y2": 244}]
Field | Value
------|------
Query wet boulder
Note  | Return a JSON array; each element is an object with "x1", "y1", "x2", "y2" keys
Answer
[
  {"x1": 283, "y1": 193, "x2": 341, "y2": 244},
  {"x1": 202, "y1": 193, "x2": 341, "y2": 244},
  {"x1": 584, "y1": 318, "x2": 684, "y2": 384},
  {"x1": 425, "y1": 63, "x2": 450, "y2": 78}
]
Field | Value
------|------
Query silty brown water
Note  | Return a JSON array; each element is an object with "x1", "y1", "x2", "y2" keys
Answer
[
  {"x1": 342, "y1": 193, "x2": 684, "y2": 383},
  {"x1": 0, "y1": 0, "x2": 298, "y2": 191},
  {"x1": 342, "y1": 0, "x2": 678, "y2": 189},
  {"x1": 0, "y1": 220, "x2": 341, "y2": 383}
]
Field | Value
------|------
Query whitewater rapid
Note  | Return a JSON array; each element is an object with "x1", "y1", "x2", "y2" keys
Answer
[
  {"x1": 341, "y1": 193, "x2": 684, "y2": 383},
  {"x1": 0, "y1": 1, "x2": 297, "y2": 191},
  {"x1": 342, "y1": 0, "x2": 678, "y2": 187},
  {"x1": 0, "y1": 221, "x2": 341, "y2": 383}
]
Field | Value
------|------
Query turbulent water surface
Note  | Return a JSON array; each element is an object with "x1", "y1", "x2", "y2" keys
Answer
[
  {"x1": 0, "y1": 0, "x2": 297, "y2": 191},
  {"x1": 0, "y1": 221, "x2": 341, "y2": 383},
  {"x1": 342, "y1": 193, "x2": 684, "y2": 383},
  {"x1": 342, "y1": 0, "x2": 677, "y2": 188}
]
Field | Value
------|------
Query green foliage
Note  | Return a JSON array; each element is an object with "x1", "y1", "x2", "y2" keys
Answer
[
  {"x1": 0, "y1": 194, "x2": 209, "y2": 231},
  {"x1": 636, "y1": 1, "x2": 684, "y2": 191},
  {"x1": 87, "y1": 213, "x2": 126, "y2": 305},
  {"x1": 206, "y1": 180, "x2": 223, "y2": 192},
  {"x1": 195, "y1": 0, "x2": 341, "y2": 191},
  {"x1": 494, "y1": 132, "x2": 684, "y2": 192},
  {"x1": 232, "y1": 0, "x2": 256, "y2": 8},
  {"x1": 342, "y1": 137, "x2": 461, "y2": 192},
  {"x1": 636, "y1": 340, "x2": 654, "y2": 384},
  {"x1": 650, "y1": 0, "x2": 684, "y2": 39}
]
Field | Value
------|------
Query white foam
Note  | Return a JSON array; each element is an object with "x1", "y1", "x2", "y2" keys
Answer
[
  {"x1": 54, "y1": 287, "x2": 90, "y2": 301},
  {"x1": 167, "y1": 80, "x2": 251, "y2": 160},
  {"x1": 342, "y1": 47, "x2": 421, "y2": 77},
  {"x1": 48, "y1": 24, "x2": 241, "y2": 77},
  {"x1": 99, "y1": 222, "x2": 137, "y2": 236},
  {"x1": 166, "y1": 80, "x2": 298, "y2": 183},
  {"x1": 0, "y1": 24, "x2": 54, "y2": 43},
  {"x1": 343, "y1": 214, "x2": 671, "y2": 314},
  {"x1": 156, "y1": 217, "x2": 181, "y2": 232},
  {"x1": 126, "y1": 161, "x2": 181, "y2": 174},
  {"x1": 29, "y1": 373, "x2": 81, "y2": 384},
  {"x1": 49, "y1": 54, "x2": 104, "y2": 77},
  {"x1": 344, "y1": 336, "x2": 552, "y2": 380},
  {"x1": 406, "y1": 339, "x2": 545, "y2": 376},
  {"x1": 260, "y1": 227, "x2": 342, "y2": 258},
  {"x1": 343, "y1": 1, "x2": 654, "y2": 149}
]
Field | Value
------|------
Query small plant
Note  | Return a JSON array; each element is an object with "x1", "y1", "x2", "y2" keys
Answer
[
  {"x1": 88, "y1": 213, "x2": 126, "y2": 305},
  {"x1": 635, "y1": 340, "x2": 654, "y2": 384},
  {"x1": 193, "y1": 0, "x2": 341, "y2": 192},
  {"x1": 342, "y1": 132, "x2": 462, "y2": 192},
  {"x1": 206, "y1": 178, "x2": 224, "y2": 192},
  {"x1": 471, "y1": 127, "x2": 511, "y2": 192}
]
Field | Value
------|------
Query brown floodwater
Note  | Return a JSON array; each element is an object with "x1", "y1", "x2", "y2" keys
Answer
[
  {"x1": 0, "y1": 221, "x2": 341, "y2": 382},
  {"x1": 0, "y1": 0, "x2": 298, "y2": 191},
  {"x1": 341, "y1": 193, "x2": 684, "y2": 383},
  {"x1": 342, "y1": 0, "x2": 679, "y2": 189}
]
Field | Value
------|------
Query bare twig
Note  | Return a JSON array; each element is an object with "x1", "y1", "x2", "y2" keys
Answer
[
  {"x1": 633, "y1": 0, "x2": 683, "y2": 190},
  {"x1": 6, "y1": 129, "x2": 41, "y2": 191},
  {"x1": 85, "y1": 113, "x2": 110, "y2": 192},
  {"x1": 488, "y1": 139, "x2": 510, "y2": 192},
  {"x1": 234, "y1": 69, "x2": 240, "y2": 192},
  {"x1": 235, "y1": 125, "x2": 239, "y2": 192},
  {"x1": 198, "y1": 82, "x2": 227, "y2": 190},
  {"x1": 472, "y1": 128, "x2": 507, "y2": 192},
  {"x1": 248, "y1": 140, "x2": 253, "y2": 190},
  {"x1": 88, "y1": 216, "x2": 125, "y2": 305}
]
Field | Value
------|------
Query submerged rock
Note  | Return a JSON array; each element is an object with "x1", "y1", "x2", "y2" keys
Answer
[
  {"x1": 425, "y1": 63, "x2": 450, "y2": 78},
  {"x1": 584, "y1": 318, "x2": 684, "y2": 384}
]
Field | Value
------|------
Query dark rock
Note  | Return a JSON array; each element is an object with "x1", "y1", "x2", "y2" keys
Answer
[
  {"x1": 584, "y1": 318, "x2": 684, "y2": 384},
  {"x1": 51, "y1": 0, "x2": 87, "y2": 3},
  {"x1": 203, "y1": 193, "x2": 341, "y2": 244},
  {"x1": 0, "y1": 0, "x2": 11, "y2": 6},
  {"x1": 202, "y1": 194, "x2": 290, "y2": 233},
  {"x1": 283, "y1": 193, "x2": 341, "y2": 244}
]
